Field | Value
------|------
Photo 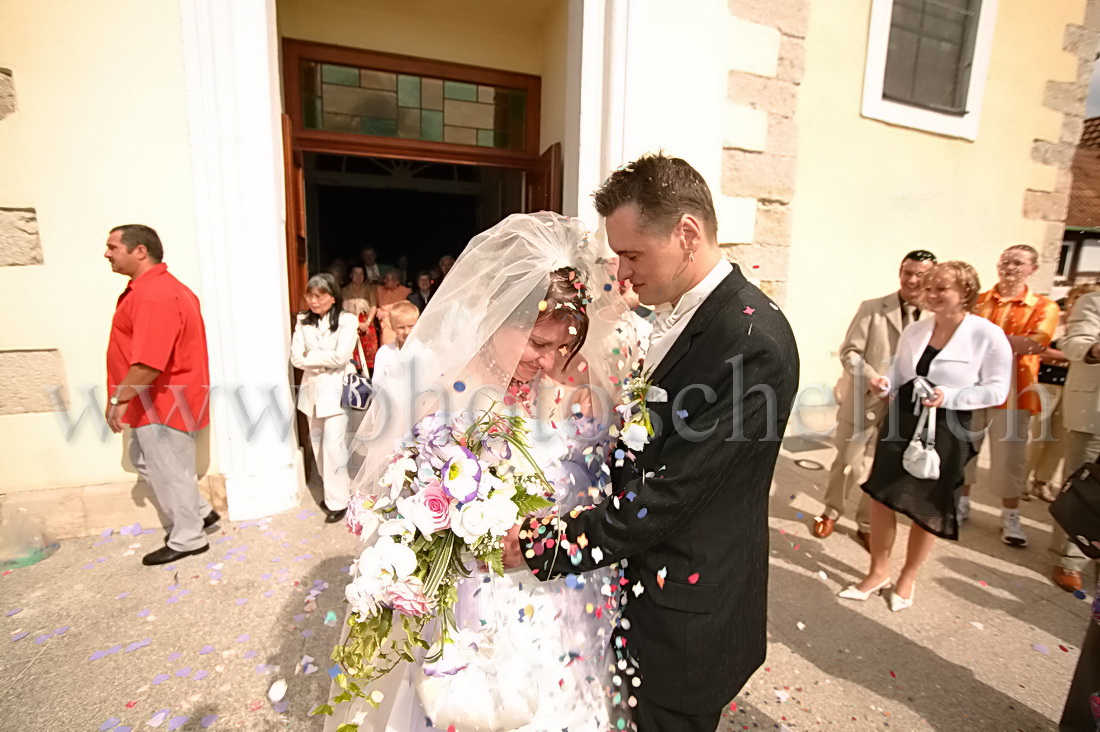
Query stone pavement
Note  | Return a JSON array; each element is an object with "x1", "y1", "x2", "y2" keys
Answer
[{"x1": 0, "y1": 443, "x2": 1091, "y2": 731}]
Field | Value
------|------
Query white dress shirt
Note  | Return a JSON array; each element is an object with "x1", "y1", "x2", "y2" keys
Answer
[{"x1": 644, "y1": 258, "x2": 733, "y2": 369}]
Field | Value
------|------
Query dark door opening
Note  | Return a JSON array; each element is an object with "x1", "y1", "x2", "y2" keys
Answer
[{"x1": 303, "y1": 153, "x2": 525, "y2": 290}]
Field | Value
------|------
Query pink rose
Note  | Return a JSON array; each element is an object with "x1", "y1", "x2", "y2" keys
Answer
[
  {"x1": 385, "y1": 577, "x2": 431, "y2": 617},
  {"x1": 397, "y1": 482, "x2": 454, "y2": 538},
  {"x1": 420, "y1": 484, "x2": 453, "y2": 530}
]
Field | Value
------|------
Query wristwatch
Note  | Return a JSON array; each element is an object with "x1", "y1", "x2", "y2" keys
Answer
[{"x1": 109, "y1": 395, "x2": 126, "y2": 407}]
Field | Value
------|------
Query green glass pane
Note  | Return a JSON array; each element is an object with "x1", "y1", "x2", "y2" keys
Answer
[
  {"x1": 321, "y1": 64, "x2": 360, "y2": 86},
  {"x1": 422, "y1": 78, "x2": 444, "y2": 110},
  {"x1": 398, "y1": 108, "x2": 421, "y2": 139},
  {"x1": 444, "y1": 80, "x2": 478, "y2": 101},
  {"x1": 476, "y1": 129, "x2": 495, "y2": 147},
  {"x1": 304, "y1": 96, "x2": 322, "y2": 129},
  {"x1": 398, "y1": 75, "x2": 421, "y2": 107},
  {"x1": 362, "y1": 117, "x2": 398, "y2": 137},
  {"x1": 422, "y1": 109, "x2": 444, "y2": 142}
]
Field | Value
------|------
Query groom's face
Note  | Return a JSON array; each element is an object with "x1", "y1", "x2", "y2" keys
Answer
[{"x1": 606, "y1": 205, "x2": 686, "y2": 307}]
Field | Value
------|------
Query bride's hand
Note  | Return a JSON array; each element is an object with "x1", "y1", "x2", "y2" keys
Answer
[{"x1": 502, "y1": 522, "x2": 525, "y2": 570}]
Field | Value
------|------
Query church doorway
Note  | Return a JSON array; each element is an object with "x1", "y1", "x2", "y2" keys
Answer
[{"x1": 303, "y1": 153, "x2": 526, "y2": 292}]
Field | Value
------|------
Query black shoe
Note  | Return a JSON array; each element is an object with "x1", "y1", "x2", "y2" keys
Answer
[
  {"x1": 323, "y1": 507, "x2": 347, "y2": 524},
  {"x1": 164, "y1": 511, "x2": 222, "y2": 544},
  {"x1": 143, "y1": 544, "x2": 209, "y2": 566}
]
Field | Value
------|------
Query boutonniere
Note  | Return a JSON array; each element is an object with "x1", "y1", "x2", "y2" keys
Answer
[{"x1": 614, "y1": 364, "x2": 665, "y2": 452}]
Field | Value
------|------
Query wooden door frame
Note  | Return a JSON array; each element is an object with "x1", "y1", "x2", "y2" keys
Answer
[{"x1": 283, "y1": 39, "x2": 542, "y2": 170}]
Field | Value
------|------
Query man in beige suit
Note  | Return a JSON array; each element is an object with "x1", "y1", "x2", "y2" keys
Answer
[
  {"x1": 1049, "y1": 290, "x2": 1100, "y2": 591},
  {"x1": 814, "y1": 250, "x2": 937, "y2": 547}
]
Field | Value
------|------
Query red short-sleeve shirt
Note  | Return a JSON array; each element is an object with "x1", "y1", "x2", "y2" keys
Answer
[{"x1": 107, "y1": 264, "x2": 211, "y2": 431}]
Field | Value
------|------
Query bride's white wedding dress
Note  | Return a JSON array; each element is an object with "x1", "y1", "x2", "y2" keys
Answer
[{"x1": 325, "y1": 416, "x2": 625, "y2": 732}]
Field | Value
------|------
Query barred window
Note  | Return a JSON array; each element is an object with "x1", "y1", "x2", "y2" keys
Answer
[{"x1": 882, "y1": 0, "x2": 981, "y2": 114}]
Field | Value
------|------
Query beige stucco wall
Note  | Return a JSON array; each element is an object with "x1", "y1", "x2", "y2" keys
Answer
[
  {"x1": 788, "y1": 0, "x2": 1082, "y2": 394},
  {"x1": 275, "y1": 0, "x2": 546, "y2": 76},
  {"x1": 0, "y1": 0, "x2": 209, "y2": 492},
  {"x1": 275, "y1": 0, "x2": 568, "y2": 151}
]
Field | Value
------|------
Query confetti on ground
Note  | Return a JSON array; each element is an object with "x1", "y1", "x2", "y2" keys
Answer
[{"x1": 1033, "y1": 644, "x2": 1050, "y2": 655}]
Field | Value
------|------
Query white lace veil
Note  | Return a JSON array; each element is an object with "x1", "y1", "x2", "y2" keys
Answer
[{"x1": 349, "y1": 211, "x2": 633, "y2": 494}]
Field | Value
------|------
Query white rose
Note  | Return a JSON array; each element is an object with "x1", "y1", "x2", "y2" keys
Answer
[
  {"x1": 450, "y1": 500, "x2": 494, "y2": 544},
  {"x1": 477, "y1": 471, "x2": 505, "y2": 500},
  {"x1": 482, "y1": 494, "x2": 520, "y2": 537},
  {"x1": 621, "y1": 422, "x2": 650, "y2": 451}
]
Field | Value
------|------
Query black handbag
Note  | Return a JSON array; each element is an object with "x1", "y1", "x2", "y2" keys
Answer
[
  {"x1": 341, "y1": 338, "x2": 373, "y2": 411},
  {"x1": 1050, "y1": 461, "x2": 1100, "y2": 559}
]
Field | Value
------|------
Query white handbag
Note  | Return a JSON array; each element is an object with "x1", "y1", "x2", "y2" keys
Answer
[{"x1": 902, "y1": 405, "x2": 940, "y2": 480}]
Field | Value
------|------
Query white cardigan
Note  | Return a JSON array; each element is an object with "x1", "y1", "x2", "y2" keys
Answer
[
  {"x1": 290, "y1": 310, "x2": 359, "y2": 418},
  {"x1": 885, "y1": 314, "x2": 1012, "y2": 411}
]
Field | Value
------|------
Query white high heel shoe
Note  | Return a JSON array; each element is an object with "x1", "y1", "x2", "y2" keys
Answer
[
  {"x1": 838, "y1": 576, "x2": 892, "y2": 601},
  {"x1": 888, "y1": 585, "x2": 916, "y2": 612}
]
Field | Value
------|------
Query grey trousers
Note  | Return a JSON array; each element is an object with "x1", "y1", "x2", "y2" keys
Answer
[{"x1": 130, "y1": 424, "x2": 211, "y2": 552}]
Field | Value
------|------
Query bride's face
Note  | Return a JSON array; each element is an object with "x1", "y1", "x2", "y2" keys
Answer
[{"x1": 512, "y1": 319, "x2": 576, "y2": 383}]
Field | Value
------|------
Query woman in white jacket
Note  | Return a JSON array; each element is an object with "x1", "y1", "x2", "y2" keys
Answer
[
  {"x1": 291, "y1": 273, "x2": 359, "y2": 523},
  {"x1": 838, "y1": 262, "x2": 1012, "y2": 611}
]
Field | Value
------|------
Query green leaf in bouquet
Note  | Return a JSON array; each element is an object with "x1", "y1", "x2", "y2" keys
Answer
[
  {"x1": 336, "y1": 724, "x2": 361, "y2": 731},
  {"x1": 332, "y1": 692, "x2": 353, "y2": 704},
  {"x1": 513, "y1": 492, "x2": 554, "y2": 515},
  {"x1": 484, "y1": 546, "x2": 504, "y2": 576},
  {"x1": 311, "y1": 704, "x2": 334, "y2": 717}
]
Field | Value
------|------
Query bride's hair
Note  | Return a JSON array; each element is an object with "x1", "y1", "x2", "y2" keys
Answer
[{"x1": 537, "y1": 267, "x2": 590, "y2": 367}]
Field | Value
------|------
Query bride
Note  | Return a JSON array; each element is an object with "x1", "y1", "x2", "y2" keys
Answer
[{"x1": 323, "y1": 212, "x2": 637, "y2": 732}]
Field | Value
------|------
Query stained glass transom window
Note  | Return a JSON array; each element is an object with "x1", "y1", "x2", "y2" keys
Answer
[{"x1": 301, "y1": 61, "x2": 527, "y2": 150}]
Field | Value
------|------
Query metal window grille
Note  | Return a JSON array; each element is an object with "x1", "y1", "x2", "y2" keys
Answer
[{"x1": 882, "y1": 0, "x2": 981, "y2": 115}]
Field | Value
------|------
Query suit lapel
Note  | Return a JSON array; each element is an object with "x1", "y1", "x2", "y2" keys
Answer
[
  {"x1": 884, "y1": 294, "x2": 903, "y2": 336},
  {"x1": 649, "y1": 267, "x2": 747, "y2": 385}
]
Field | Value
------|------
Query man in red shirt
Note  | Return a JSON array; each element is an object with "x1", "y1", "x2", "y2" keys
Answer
[{"x1": 104, "y1": 224, "x2": 218, "y2": 565}]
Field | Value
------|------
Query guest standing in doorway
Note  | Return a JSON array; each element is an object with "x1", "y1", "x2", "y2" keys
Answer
[
  {"x1": 341, "y1": 265, "x2": 378, "y2": 371},
  {"x1": 376, "y1": 270, "x2": 411, "y2": 346},
  {"x1": 407, "y1": 271, "x2": 433, "y2": 312},
  {"x1": 291, "y1": 273, "x2": 358, "y2": 523}
]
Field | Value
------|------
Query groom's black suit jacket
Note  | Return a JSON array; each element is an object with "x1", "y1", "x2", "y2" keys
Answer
[{"x1": 525, "y1": 265, "x2": 799, "y2": 714}]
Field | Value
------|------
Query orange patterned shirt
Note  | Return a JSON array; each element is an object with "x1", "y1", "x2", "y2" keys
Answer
[{"x1": 974, "y1": 286, "x2": 1060, "y2": 413}]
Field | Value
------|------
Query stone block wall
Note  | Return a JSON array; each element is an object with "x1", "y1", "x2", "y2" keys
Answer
[
  {"x1": 1029, "y1": 1, "x2": 1100, "y2": 284},
  {"x1": 721, "y1": 0, "x2": 808, "y2": 304},
  {"x1": 0, "y1": 64, "x2": 68, "y2": 414}
]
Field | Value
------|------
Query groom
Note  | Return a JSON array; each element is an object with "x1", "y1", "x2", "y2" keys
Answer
[{"x1": 504, "y1": 153, "x2": 799, "y2": 731}]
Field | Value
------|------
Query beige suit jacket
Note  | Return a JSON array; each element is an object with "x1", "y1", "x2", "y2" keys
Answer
[
  {"x1": 834, "y1": 291, "x2": 929, "y2": 423},
  {"x1": 1063, "y1": 291, "x2": 1100, "y2": 435}
]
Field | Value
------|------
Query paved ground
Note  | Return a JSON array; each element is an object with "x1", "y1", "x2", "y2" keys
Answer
[{"x1": 0, "y1": 439, "x2": 1091, "y2": 731}]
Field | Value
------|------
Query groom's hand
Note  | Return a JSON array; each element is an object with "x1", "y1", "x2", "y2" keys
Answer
[{"x1": 501, "y1": 522, "x2": 524, "y2": 570}]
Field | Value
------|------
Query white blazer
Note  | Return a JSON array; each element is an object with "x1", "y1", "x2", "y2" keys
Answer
[
  {"x1": 290, "y1": 310, "x2": 359, "y2": 418},
  {"x1": 885, "y1": 313, "x2": 1012, "y2": 411}
]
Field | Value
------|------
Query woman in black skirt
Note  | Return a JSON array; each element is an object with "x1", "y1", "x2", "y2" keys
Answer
[{"x1": 838, "y1": 262, "x2": 1012, "y2": 611}]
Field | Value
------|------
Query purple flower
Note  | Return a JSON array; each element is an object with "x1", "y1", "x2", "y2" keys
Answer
[{"x1": 439, "y1": 445, "x2": 482, "y2": 503}]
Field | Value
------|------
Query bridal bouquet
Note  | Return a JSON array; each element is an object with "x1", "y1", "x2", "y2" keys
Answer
[{"x1": 314, "y1": 407, "x2": 554, "y2": 723}]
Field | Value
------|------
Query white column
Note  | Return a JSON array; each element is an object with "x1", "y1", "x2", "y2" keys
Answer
[
  {"x1": 179, "y1": 0, "x2": 300, "y2": 520},
  {"x1": 565, "y1": 0, "x2": 632, "y2": 231}
]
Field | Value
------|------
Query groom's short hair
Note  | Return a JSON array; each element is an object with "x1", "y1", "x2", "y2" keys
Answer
[{"x1": 594, "y1": 152, "x2": 718, "y2": 242}]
